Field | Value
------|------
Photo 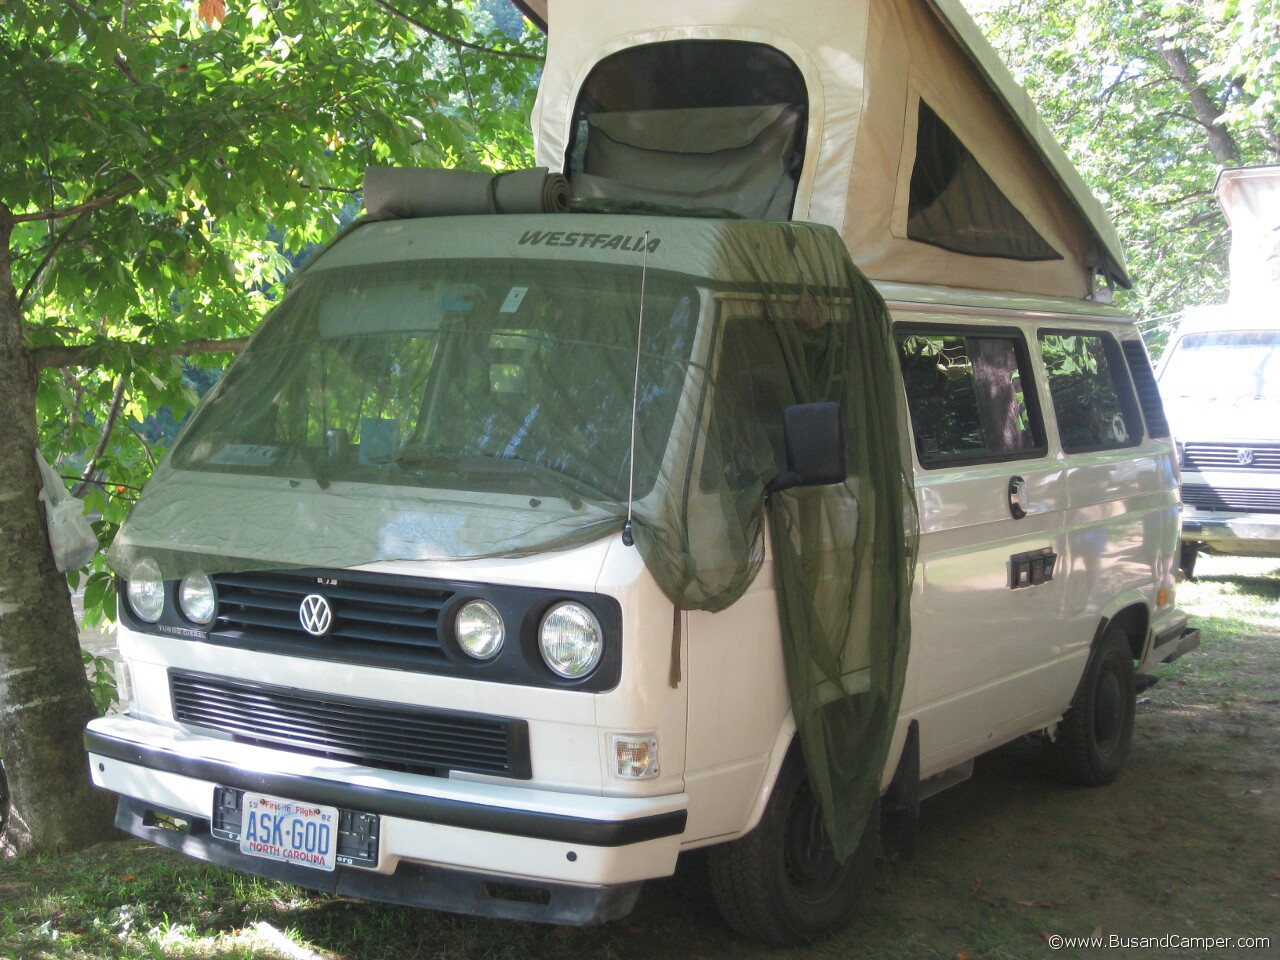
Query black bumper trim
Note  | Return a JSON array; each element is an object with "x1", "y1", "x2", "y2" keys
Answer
[
  {"x1": 115, "y1": 797, "x2": 642, "y2": 926},
  {"x1": 86, "y1": 729, "x2": 686, "y2": 848}
]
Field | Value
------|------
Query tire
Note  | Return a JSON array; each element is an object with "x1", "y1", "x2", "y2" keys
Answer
[
  {"x1": 1046, "y1": 626, "x2": 1136, "y2": 786},
  {"x1": 1179, "y1": 541, "x2": 1199, "y2": 580},
  {"x1": 707, "y1": 749, "x2": 878, "y2": 945}
]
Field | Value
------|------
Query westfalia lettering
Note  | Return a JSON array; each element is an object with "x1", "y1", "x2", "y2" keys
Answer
[{"x1": 517, "y1": 230, "x2": 661, "y2": 253}]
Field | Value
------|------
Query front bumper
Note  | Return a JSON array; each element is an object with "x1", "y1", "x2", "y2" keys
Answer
[
  {"x1": 86, "y1": 716, "x2": 687, "y2": 924},
  {"x1": 1182, "y1": 513, "x2": 1280, "y2": 557},
  {"x1": 1148, "y1": 622, "x2": 1201, "y2": 667}
]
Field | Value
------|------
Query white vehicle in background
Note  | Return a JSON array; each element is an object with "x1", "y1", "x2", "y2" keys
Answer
[
  {"x1": 84, "y1": 0, "x2": 1200, "y2": 945},
  {"x1": 1158, "y1": 165, "x2": 1280, "y2": 576}
]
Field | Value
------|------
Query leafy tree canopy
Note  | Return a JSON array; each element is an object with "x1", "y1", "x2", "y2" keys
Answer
[
  {"x1": 2, "y1": 0, "x2": 542, "y2": 624},
  {"x1": 965, "y1": 0, "x2": 1280, "y2": 345},
  {"x1": 0, "y1": 0, "x2": 541, "y2": 853}
]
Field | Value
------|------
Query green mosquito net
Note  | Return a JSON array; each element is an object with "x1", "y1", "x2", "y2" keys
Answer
[{"x1": 109, "y1": 212, "x2": 917, "y2": 857}]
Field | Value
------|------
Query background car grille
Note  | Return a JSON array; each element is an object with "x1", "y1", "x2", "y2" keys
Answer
[
  {"x1": 211, "y1": 570, "x2": 454, "y2": 670},
  {"x1": 1181, "y1": 484, "x2": 1280, "y2": 514},
  {"x1": 170, "y1": 670, "x2": 531, "y2": 779},
  {"x1": 1183, "y1": 442, "x2": 1280, "y2": 472}
]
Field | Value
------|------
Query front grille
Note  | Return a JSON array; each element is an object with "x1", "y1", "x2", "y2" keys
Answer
[
  {"x1": 1184, "y1": 442, "x2": 1280, "y2": 472},
  {"x1": 211, "y1": 570, "x2": 454, "y2": 671},
  {"x1": 1181, "y1": 484, "x2": 1280, "y2": 514},
  {"x1": 170, "y1": 670, "x2": 531, "y2": 779}
]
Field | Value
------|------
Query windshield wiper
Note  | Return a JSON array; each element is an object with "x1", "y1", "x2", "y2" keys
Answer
[{"x1": 397, "y1": 451, "x2": 593, "y2": 507}]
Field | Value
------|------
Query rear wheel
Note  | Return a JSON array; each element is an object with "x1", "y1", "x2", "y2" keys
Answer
[
  {"x1": 1046, "y1": 626, "x2": 1135, "y2": 786},
  {"x1": 707, "y1": 749, "x2": 877, "y2": 945}
]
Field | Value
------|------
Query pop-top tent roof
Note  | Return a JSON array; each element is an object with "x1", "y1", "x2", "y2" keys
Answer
[
  {"x1": 1213, "y1": 165, "x2": 1280, "y2": 306},
  {"x1": 516, "y1": 0, "x2": 1130, "y2": 300}
]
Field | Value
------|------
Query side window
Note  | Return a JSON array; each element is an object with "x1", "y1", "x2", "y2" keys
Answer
[
  {"x1": 1038, "y1": 331, "x2": 1142, "y2": 452},
  {"x1": 1119, "y1": 338, "x2": 1171, "y2": 438},
  {"x1": 700, "y1": 310, "x2": 789, "y2": 491},
  {"x1": 897, "y1": 328, "x2": 1044, "y2": 467}
]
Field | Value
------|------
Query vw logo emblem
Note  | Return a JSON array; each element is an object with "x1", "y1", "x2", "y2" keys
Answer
[
  {"x1": 299, "y1": 594, "x2": 333, "y2": 636},
  {"x1": 1237, "y1": 448, "x2": 1255, "y2": 466}
]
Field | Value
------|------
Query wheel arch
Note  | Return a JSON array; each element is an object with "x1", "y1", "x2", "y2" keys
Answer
[{"x1": 1100, "y1": 600, "x2": 1150, "y2": 661}]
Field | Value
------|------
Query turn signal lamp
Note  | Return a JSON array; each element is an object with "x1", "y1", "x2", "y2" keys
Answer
[{"x1": 610, "y1": 734, "x2": 660, "y2": 780}]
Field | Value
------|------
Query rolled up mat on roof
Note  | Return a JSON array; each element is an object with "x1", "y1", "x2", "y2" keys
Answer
[{"x1": 364, "y1": 166, "x2": 571, "y2": 218}]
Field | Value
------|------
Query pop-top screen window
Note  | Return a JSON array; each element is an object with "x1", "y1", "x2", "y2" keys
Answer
[
  {"x1": 567, "y1": 41, "x2": 808, "y2": 220},
  {"x1": 908, "y1": 101, "x2": 1062, "y2": 262}
]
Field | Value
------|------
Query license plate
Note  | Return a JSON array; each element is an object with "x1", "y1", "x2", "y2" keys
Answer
[{"x1": 239, "y1": 792, "x2": 338, "y2": 872}]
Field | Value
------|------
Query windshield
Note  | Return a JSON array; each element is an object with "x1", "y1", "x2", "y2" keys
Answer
[
  {"x1": 1159, "y1": 330, "x2": 1280, "y2": 400},
  {"x1": 172, "y1": 259, "x2": 701, "y2": 501}
]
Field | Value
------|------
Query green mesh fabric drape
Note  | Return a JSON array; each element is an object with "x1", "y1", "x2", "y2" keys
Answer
[{"x1": 108, "y1": 212, "x2": 916, "y2": 858}]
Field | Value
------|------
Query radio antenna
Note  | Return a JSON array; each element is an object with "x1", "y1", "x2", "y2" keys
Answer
[{"x1": 622, "y1": 230, "x2": 650, "y2": 548}]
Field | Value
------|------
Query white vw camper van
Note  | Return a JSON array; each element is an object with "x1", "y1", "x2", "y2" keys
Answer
[
  {"x1": 85, "y1": 0, "x2": 1199, "y2": 945},
  {"x1": 1158, "y1": 166, "x2": 1280, "y2": 576}
]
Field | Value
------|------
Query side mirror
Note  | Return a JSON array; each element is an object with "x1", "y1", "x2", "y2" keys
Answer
[{"x1": 766, "y1": 402, "x2": 847, "y2": 495}]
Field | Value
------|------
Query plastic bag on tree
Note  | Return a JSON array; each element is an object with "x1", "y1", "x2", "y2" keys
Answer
[{"x1": 35, "y1": 449, "x2": 97, "y2": 572}]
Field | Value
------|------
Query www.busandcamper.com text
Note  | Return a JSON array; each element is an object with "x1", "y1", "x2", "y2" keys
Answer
[{"x1": 1046, "y1": 933, "x2": 1270, "y2": 952}]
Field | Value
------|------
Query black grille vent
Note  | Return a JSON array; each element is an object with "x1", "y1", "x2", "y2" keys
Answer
[
  {"x1": 211, "y1": 571, "x2": 454, "y2": 671},
  {"x1": 170, "y1": 671, "x2": 531, "y2": 779},
  {"x1": 1182, "y1": 484, "x2": 1280, "y2": 514},
  {"x1": 1121, "y1": 340, "x2": 1171, "y2": 438},
  {"x1": 1184, "y1": 443, "x2": 1280, "y2": 473}
]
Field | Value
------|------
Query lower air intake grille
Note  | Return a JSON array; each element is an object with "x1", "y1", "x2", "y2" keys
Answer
[
  {"x1": 170, "y1": 670, "x2": 531, "y2": 779},
  {"x1": 1181, "y1": 484, "x2": 1280, "y2": 514}
]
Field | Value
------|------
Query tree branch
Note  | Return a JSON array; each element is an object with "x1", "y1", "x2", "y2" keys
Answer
[
  {"x1": 369, "y1": 0, "x2": 544, "y2": 61},
  {"x1": 11, "y1": 183, "x2": 143, "y2": 225},
  {"x1": 31, "y1": 336, "x2": 248, "y2": 371},
  {"x1": 72, "y1": 376, "x2": 128, "y2": 497},
  {"x1": 125, "y1": 420, "x2": 157, "y2": 469}
]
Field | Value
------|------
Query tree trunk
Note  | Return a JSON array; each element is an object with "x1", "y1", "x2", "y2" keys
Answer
[
  {"x1": 1160, "y1": 43, "x2": 1242, "y2": 165},
  {"x1": 0, "y1": 208, "x2": 116, "y2": 853}
]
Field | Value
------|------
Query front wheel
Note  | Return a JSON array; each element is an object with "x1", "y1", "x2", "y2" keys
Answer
[
  {"x1": 1045, "y1": 626, "x2": 1136, "y2": 786},
  {"x1": 707, "y1": 749, "x2": 878, "y2": 945},
  {"x1": 1179, "y1": 541, "x2": 1199, "y2": 580}
]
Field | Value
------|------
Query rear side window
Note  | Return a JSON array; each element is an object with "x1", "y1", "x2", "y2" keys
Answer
[
  {"x1": 1038, "y1": 332, "x2": 1142, "y2": 452},
  {"x1": 1119, "y1": 339, "x2": 1171, "y2": 438},
  {"x1": 897, "y1": 328, "x2": 1045, "y2": 467}
]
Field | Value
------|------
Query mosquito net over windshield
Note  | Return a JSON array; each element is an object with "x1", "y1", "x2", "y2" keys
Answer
[{"x1": 109, "y1": 213, "x2": 916, "y2": 857}]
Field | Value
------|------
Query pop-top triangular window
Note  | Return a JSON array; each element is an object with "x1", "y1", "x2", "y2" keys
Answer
[{"x1": 908, "y1": 100, "x2": 1062, "y2": 262}]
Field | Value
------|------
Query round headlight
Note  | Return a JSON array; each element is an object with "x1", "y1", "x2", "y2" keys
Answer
[
  {"x1": 125, "y1": 558, "x2": 165, "y2": 623},
  {"x1": 179, "y1": 574, "x2": 216, "y2": 625},
  {"x1": 455, "y1": 600, "x2": 504, "y2": 660},
  {"x1": 539, "y1": 602, "x2": 603, "y2": 679}
]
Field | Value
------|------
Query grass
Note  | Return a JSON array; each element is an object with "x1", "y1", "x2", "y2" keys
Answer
[{"x1": 2, "y1": 555, "x2": 1278, "y2": 959}]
